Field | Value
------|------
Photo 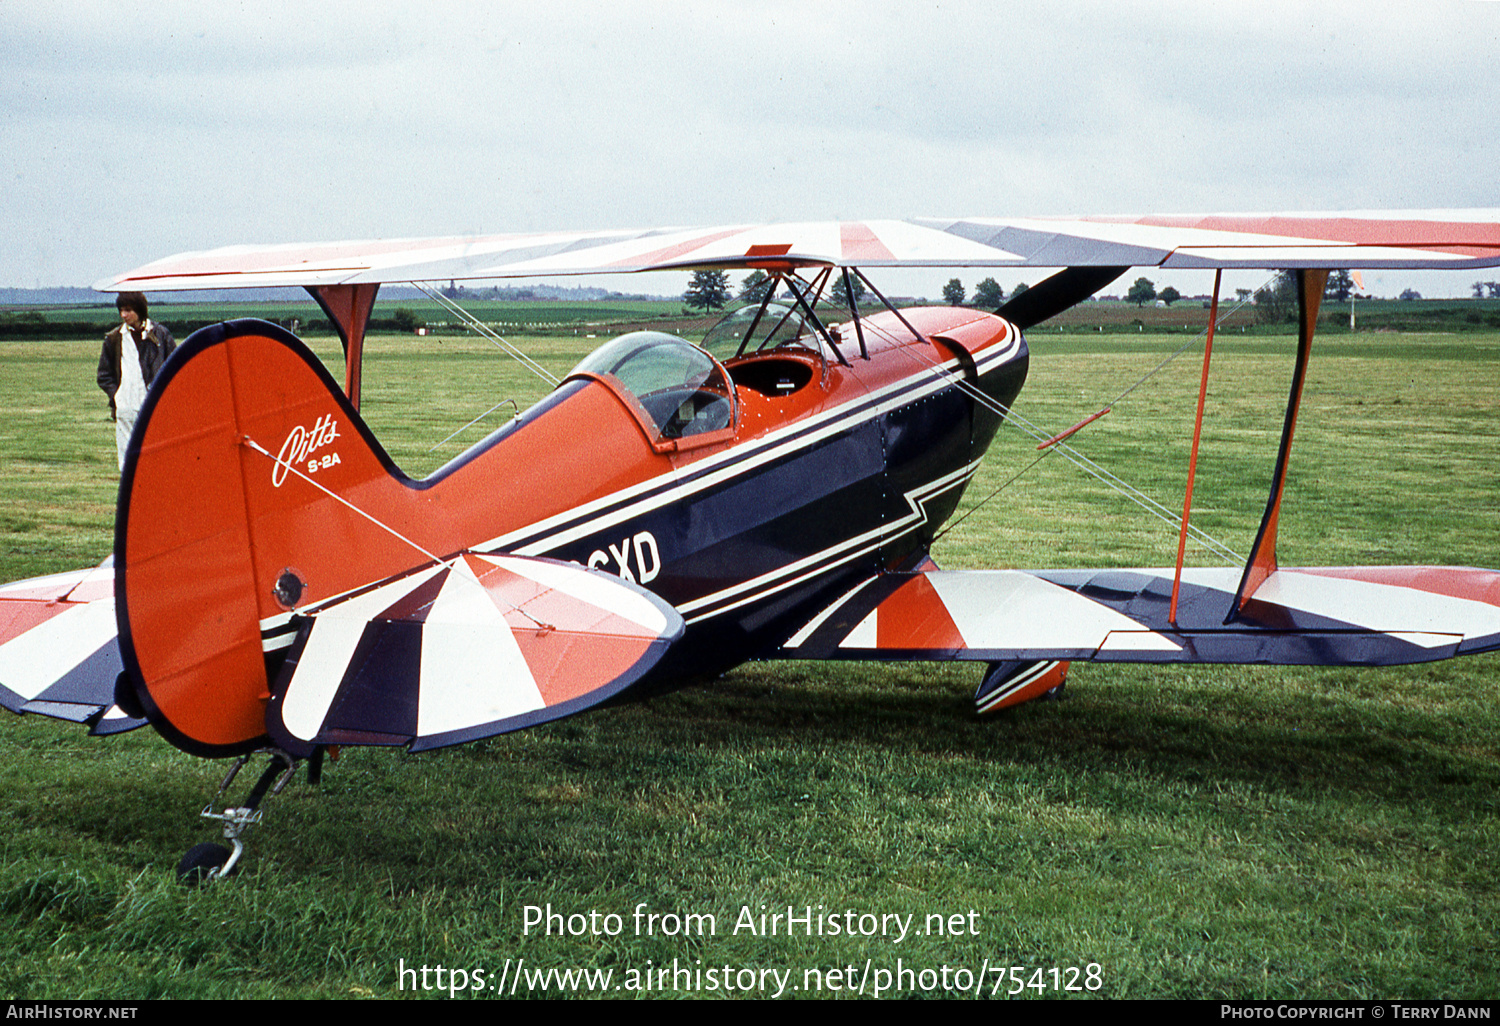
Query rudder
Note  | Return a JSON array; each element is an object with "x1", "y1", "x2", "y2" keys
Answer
[{"x1": 116, "y1": 320, "x2": 417, "y2": 756}]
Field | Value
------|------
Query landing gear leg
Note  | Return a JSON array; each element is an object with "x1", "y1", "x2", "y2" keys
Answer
[{"x1": 177, "y1": 749, "x2": 298, "y2": 886}]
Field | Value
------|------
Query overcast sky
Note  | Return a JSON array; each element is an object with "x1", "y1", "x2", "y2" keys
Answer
[{"x1": 3, "y1": 0, "x2": 1497, "y2": 298}]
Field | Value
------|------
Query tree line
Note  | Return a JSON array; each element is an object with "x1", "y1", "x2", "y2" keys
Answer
[
  {"x1": 684, "y1": 268, "x2": 1480, "y2": 318},
  {"x1": 682, "y1": 270, "x2": 1030, "y2": 311}
]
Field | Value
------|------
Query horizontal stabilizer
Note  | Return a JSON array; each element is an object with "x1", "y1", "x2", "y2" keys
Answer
[
  {"x1": 0, "y1": 562, "x2": 146, "y2": 734},
  {"x1": 267, "y1": 552, "x2": 683, "y2": 753},
  {"x1": 780, "y1": 565, "x2": 1500, "y2": 667}
]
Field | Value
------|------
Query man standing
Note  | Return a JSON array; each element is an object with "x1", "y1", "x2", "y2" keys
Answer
[{"x1": 98, "y1": 291, "x2": 174, "y2": 470}]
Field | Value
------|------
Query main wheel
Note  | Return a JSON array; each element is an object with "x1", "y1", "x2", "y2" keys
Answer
[{"x1": 177, "y1": 842, "x2": 233, "y2": 887}]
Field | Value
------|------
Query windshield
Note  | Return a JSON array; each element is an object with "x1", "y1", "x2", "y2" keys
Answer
[
  {"x1": 702, "y1": 302, "x2": 823, "y2": 363},
  {"x1": 568, "y1": 331, "x2": 735, "y2": 442}
]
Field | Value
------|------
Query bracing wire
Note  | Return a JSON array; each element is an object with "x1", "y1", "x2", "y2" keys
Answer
[
  {"x1": 991, "y1": 404, "x2": 1244, "y2": 564},
  {"x1": 1096, "y1": 280, "x2": 1269, "y2": 410},
  {"x1": 919, "y1": 360, "x2": 1243, "y2": 564},
  {"x1": 932, "y1": 450, "x2": 1051, "y2": 543},
  {"x1": 428, "y1": 399, "x2": 518, "y2": 454},
  {"x1": 413, "y1": 282, "x2": 560, "y2": 387},
  {"x1": 410, "y1": 282, "x2": 560, "y2": 456},
  {"x1": 902, "y1": 278, "x2": 1281, "y2": 565},
  {"x1": 407, "y1": 271, "x2": 1272, "y2": 565},
  {"x1": 241, "y1": 435, "x2": 554, "y2": 630}
]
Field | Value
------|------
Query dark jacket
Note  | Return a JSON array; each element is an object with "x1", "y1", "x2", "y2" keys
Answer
[{"x1": 97, "y1": 322, "x2": 175, "y2": 417}]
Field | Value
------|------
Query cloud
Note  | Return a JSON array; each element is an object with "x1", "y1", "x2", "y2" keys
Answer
[{"x1": 2, "y1": 0, "x2": 1497, "y2": 293}]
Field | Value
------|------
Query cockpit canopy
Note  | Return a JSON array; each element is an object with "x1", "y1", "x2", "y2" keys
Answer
[{"x1": 566, "y1": 331, "x2": 735, "y2": 445}]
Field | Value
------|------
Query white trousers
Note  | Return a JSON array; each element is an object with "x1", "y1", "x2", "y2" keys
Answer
[{"x1": 115, "y1": 406, "x2": 139, "y2": 470}]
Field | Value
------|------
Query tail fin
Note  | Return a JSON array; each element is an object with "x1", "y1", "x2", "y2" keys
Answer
[{"x1": 117, "y1": 320, "x2": 422, "y2": 756}]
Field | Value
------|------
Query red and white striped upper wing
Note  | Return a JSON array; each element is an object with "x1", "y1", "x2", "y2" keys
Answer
[{"x1": 95, "y1": 211, "x2": 1500, "y2": 291}]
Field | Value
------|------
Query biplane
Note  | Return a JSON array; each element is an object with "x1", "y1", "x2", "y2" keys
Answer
[{"x1": 4, "y1": 212, "x2": 1500, "y2": 882}]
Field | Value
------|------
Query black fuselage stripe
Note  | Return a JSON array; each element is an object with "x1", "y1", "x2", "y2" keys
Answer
[{"x1": 495, "y1": 346, "x2": 1015, "y2": 554}]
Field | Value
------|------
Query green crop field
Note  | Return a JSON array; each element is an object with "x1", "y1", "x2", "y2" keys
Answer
[
  {"x1": 9, "y1": 293, "x2": 1500, "y2": 342},
  {"x1": 2, "y1": 297, "x2": 705, "y2": 345},
  {"x1": 0, "y1": 321, "x2": 1497, "y2": 999}
]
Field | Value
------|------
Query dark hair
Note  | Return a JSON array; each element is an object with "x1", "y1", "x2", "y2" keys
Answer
[{"x1": 115, "y1": 292, "x2": 149, "y2": 319}]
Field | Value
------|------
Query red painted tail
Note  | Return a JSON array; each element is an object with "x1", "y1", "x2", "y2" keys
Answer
[{"x1": 116, "y1": 321, "x2": 423, "y2": 755}]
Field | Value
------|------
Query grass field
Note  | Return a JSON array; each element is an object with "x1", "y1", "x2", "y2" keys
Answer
[{"x1": 0, "y1": 322, "x2": 1497, "y2": 1000}]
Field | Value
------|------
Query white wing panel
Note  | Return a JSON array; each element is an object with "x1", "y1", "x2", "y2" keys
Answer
[{"x1": 927, "y1": 570, "x2": 1180, "y2": 652}]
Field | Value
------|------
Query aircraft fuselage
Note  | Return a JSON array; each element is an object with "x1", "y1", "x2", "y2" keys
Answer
[{"x1": 466, "y1": 307, "x2": 1028, "y2": 689}]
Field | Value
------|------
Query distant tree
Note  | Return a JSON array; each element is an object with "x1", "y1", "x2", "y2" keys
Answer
[
  {"x1": 942, "y1": 278, "x2": 966, "y2": 306},
  {"x1": 1127, "y1": 277, "x2": 1158, "y2": 307},
  {"x1": 1255, "y1": 272, "x2": 1296, "y2": 323},
  {"x1": 1012, "y1": 282, "x2": 1029, "y2": 300},
  {"x1": 739, "y1": 270, "x2": 774, "y2": 304},
  {"x1": 1326, "y1": 270, "x2": 1354, "y2": 303},
  {"x1": 392, "y1": 308, "x2": 421, "y2": 332},
  {"x1": 1235, "y1": 288, "x2": 1253, "y2": 302},
  {"x1": 829, "y1": 273, "x2": 867, "y2": 308},
  {"x1": 684, "y1": 270, "x2": 732, "y2": 311},
  {"x1": 1488, "y1": 282, "x2": 1500, "y2": 299},
  {"x1": 973, "y1": 277, "x2": 1005, "y2": 308},
  {"x1": 1159, "y1": 286, "x2": 1181, "y2": 306},
  {"x1": 1473, "y1": 281, "x2": 1487, "y2": 300},
  {"x1": 1399, "y1": 288, "x2": 1422, "y2": 301}
]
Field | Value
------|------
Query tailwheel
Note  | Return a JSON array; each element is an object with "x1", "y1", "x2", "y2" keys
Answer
[
  {"x1": 177, "y1": 842, "x2": 235, "y2": 887},
  {"x1": 178, "y1": 748, "x2": 305, "y2": 886}
]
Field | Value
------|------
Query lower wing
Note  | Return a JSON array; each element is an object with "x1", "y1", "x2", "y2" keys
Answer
[
  {"x1": 0, "y1": 559, "x2": 146, "y2": 735},
  {"x1": 778, "y1": 565, "x2": 1500, "y2": 705}
]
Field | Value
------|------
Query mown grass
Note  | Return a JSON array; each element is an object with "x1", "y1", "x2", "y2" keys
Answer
[{"x1": 0, "y1": 325, "x2": 1496, "y2": 1000}]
